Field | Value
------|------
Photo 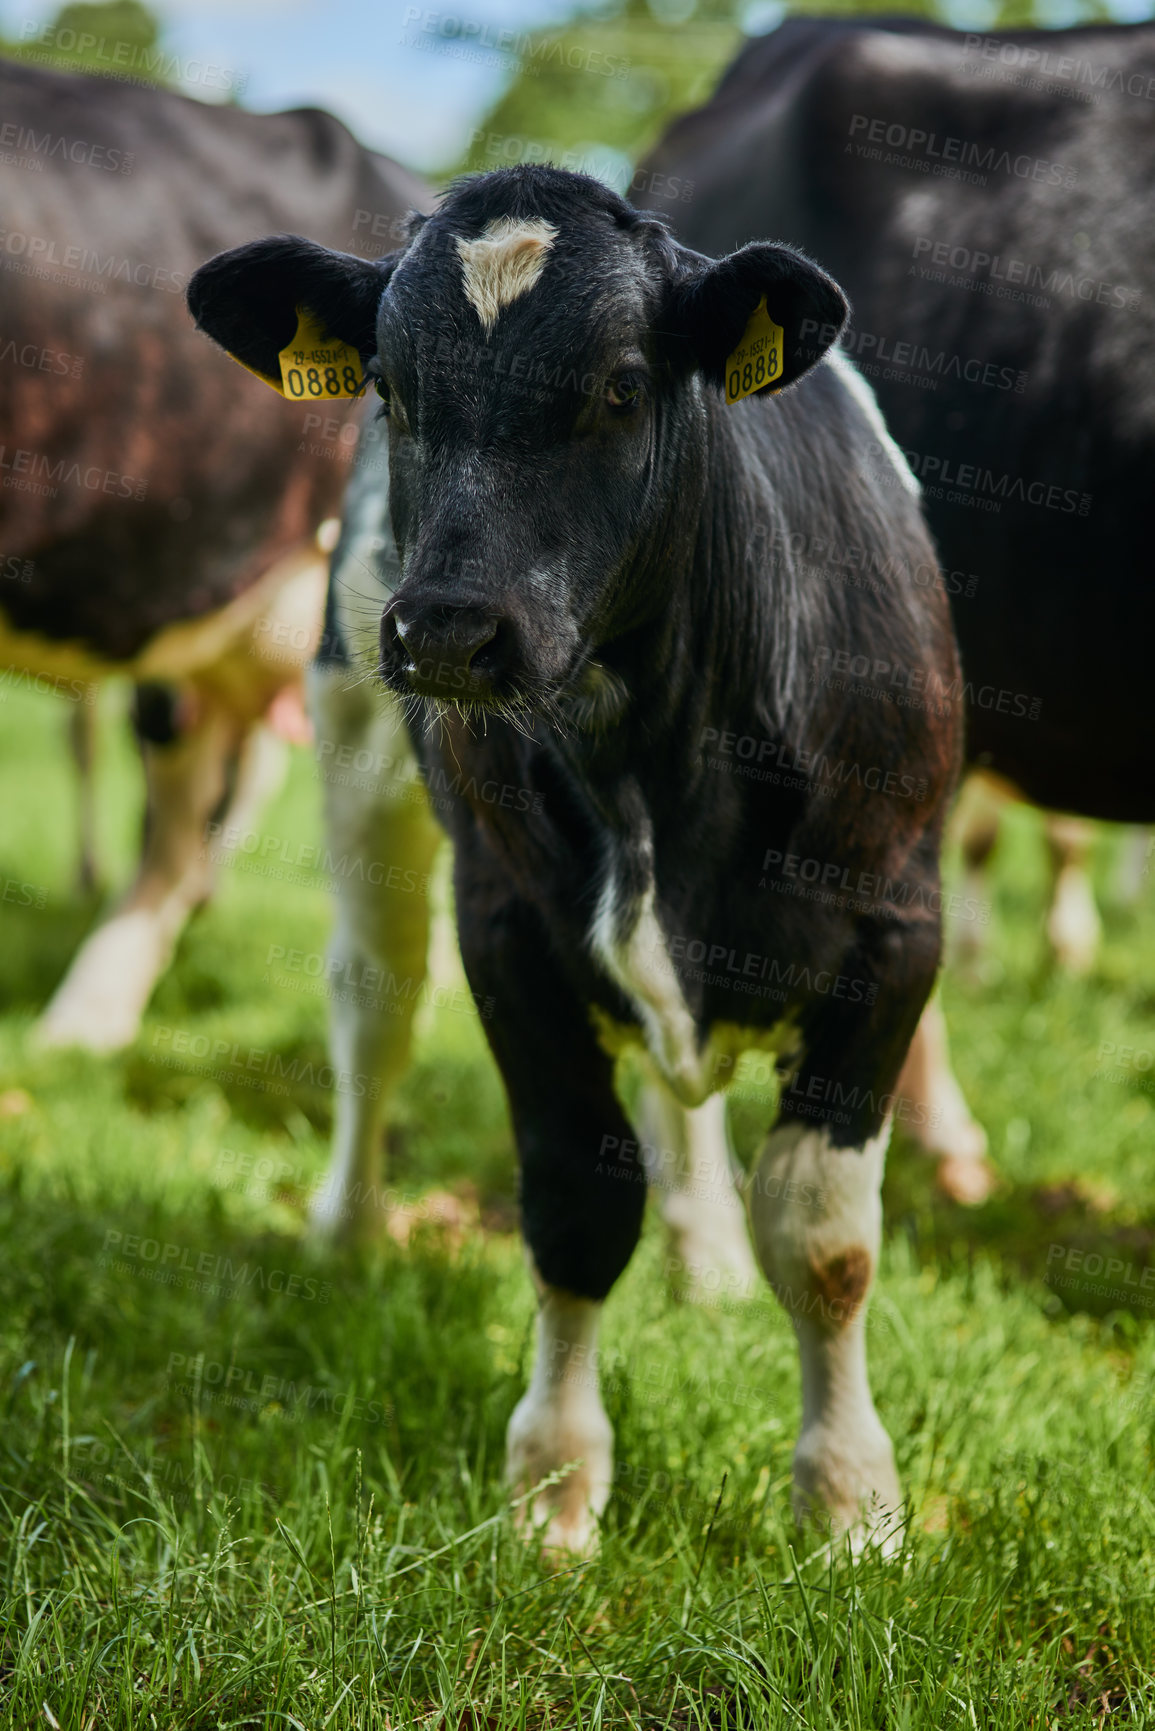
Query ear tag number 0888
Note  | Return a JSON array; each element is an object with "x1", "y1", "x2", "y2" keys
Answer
[
  {"x1": 724, "y1": 295, "x2": 784, "y2": 405},
  {"x1": 277, "y1": 307, "x2": 363, "y2": 400}
]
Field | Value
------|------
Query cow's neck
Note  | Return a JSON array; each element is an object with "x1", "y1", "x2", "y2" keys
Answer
[
  {"x1": 579, "y1": 393, "x2": 808, "y2": 803},
  {"x1": 582, "y1": 394, "x2": 809, "y2": 1099}
]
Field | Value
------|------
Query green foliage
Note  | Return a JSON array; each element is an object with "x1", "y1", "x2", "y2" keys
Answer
[
  {"x1": 450, "y1": 0, "x2": 1127, "y2": 184},
  {"x1": 2, "y1": 1, "x2": 171, "y2": 89},
  {"x1": 2, "y1": 663, "x2": 1155, "y2": 1719},
  {"x1": 455, "y1": 0, "x2": 745, "y2": 183}
]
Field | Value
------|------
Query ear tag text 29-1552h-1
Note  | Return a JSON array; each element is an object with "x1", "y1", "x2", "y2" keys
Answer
[
  {"x1": 232, "y1": 307, "x2": 366, "y2": 400},
  {"x1": 724, "y1": 295, "x2": 783, "y2": 405},
  {"x1": 278, "y1": 308, "x2": 363, "y2": 399}
]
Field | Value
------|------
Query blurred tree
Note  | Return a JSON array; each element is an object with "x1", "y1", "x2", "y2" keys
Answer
[
  {"x1": 448, "y1": 0, "x2": 1124, "y2": 184},
  {"x1": 2, "y1": 1, "x2": 174, "y2": 89},
  {"x1": 454, "y1": 0, "x2": 745, "y2": 184}
]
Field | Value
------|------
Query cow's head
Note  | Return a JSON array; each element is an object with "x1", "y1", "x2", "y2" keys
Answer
[{"x1": 189, "y1": 167, "x2": 847, "y2": 718}]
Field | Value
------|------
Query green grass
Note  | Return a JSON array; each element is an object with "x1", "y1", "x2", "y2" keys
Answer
[{"x1": 2, "y1": 681, "x2": 1155, "y2": 1728}]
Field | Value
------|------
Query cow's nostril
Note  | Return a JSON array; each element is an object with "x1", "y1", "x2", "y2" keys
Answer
[
  {"x1": 380, "y1": 608, "x2": 408, "y2": 665},
  {"x1": 382, "y1": 600, "x2": 513, "y2": 696},
  {"x1": 468, "y1": 619, "x2": 509, "y2": 680}
]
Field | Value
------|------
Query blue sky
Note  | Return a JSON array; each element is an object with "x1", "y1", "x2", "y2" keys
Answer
[
  {"x1": 5, "y1": 0, "x2": 579, "y2": 170},
  {"x1": 5, "y1": 0, "x2": 1153, "y2": 173}
]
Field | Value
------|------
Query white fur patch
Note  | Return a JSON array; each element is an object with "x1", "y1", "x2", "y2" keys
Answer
[
  {"x1": 591, "y1": 879, "x2": 705, "y2": 1103},
  {"x1": 635, "y1": 1079, "x2": 760, "y2": 1290},
  {"x1": 506, "y1": 1287, "x2": 612, "y2": 1554},
  {"x1": 750, "y1": 1119, "x2": 902, "y2": 1548},
  {"x1": 826, "y1": 346, "x2": 920, "y2": 501},
  {"x1": 456, "y1": 217, "x2": 557, "y2": 334},
  {"x1": 591, "y1": 871, "x2": 797, "y2": 1108}
]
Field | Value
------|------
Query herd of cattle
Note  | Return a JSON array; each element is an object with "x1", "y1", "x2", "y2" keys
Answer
[{"x1": 3, "y1": 18, "x2": 1152, "y2": 1554}]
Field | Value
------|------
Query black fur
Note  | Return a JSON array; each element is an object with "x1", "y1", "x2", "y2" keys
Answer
[
  {"x1": 190, "y1": 167, "x2": 961, "y2": 1301},
  {"x1": 639, "y1": 18, "x2": 1155, "y2": 820},
  {"x1": 131, "y1": 682, "x2": 182, "y2": 747}
]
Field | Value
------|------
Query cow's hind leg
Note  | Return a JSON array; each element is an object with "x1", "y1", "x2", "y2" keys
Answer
[
  {"x1": 1045, "y1": 814, "x2": 1100, "y2": 974},
  {"x1": 635, "y1": 1074, "x2": 760, "y2": 1297},
  {"x1": 948, "y1": 771, "x2": 1004, "y2": 968},
  {"x1": 36, "y1": 683, "x2": 237, "y2": 1051},
  {"x1": 894, "y1": 995, "x2": 994, "y2": 1204},
  {"x1": 306, "y1": 666, "x2": 441, "y2": 1244}
]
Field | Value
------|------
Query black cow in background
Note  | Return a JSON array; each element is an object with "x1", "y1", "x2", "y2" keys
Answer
[
  {"x1": 192, "y1": 164, "x2": 963, "y2": 1553},
  {"x1": 637, "y1": 16, "x2": 1155, "y2": 1185},
  {"x1": 0, "y1": 62, "x2": 423, "y2": 1049}
]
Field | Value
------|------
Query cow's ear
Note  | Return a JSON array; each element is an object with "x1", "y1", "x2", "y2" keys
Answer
[
  {"x1": 187, "y1": 235, "x2": 400, "y2": 386},
  {"x1": 664, "y1": 241, "x2": 849, "y2": 395}
]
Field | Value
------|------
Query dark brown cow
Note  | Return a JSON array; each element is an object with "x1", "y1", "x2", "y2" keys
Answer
[{"x1": 0, "y1": 63, "x2": 424, "y2": 1047}]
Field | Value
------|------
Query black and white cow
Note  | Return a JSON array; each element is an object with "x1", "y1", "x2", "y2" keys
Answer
[
  {"x1": 191, "y1": 165, "x2": 962, "y2": 1551},
  {"x1": 0, "y1": 62, "x2": 423, "y2": 1048},
  {"x1": 637, "y1": 16, "x2": 1155, "y2": 1190}
]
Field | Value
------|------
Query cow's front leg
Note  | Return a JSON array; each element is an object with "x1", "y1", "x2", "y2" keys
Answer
[
  {"x1": 750, "y1": 1116, "x2": 900, "y2": 1551},
  {"x1": 456, "y1": 877, "x2": 644, "y2": 1554},
  {"x1": 749, "y1": 923, "x2": 940, "y2": 1553},
  {"x1": 507, "y1": 1280, "x2": 616, "y2": 1557}
]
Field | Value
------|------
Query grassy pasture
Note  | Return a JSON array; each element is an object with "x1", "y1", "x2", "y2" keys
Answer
[{"x1": 2, "y1": 679, "x2": 1155, "y2": 1728}]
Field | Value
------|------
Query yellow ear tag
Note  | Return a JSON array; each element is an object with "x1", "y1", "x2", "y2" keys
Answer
[
  {"x1": 724, "y1": 295, "x2": 784, "y2": 405},
  {"x1": 275, "y1": 307, "x2": 364, "y2": 400}
]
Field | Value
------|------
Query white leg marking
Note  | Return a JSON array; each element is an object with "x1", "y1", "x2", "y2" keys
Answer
[
  {"x1": 33, "y1": 544, "x2": 327, "y2": 1053},
  {"x1": 947, "y1": 772, "x2": 1006, "y2": 966},
  {"x1": 456, "y1": 217, "x2": 557, "y2": 334},
  {"x1": 506, "y1": 1284, "x2": 613, "y2": 1556},
  {"x1": 221, "y1": 720, "x2": 290, "y2": 836},
  {"x1": 306, "y1": 667, "x2": 442, "y2": 1244},
  {"x1": 635, "y1": 1076, "x2": 760, "y2": 1296},
  {"x1": 951, "y1": 863, "x2": 992, "y2": 965},
  {"x1": 895, "y1": 997, "x2": 994, "y2": 1204},
  {"x1": 750, "y1": 1119, "x2": 903, "y2": 1552},
  {"x1": 1045, "y1": 816, "x2": 1101, "y2": 974},
  {"x1": 35, "y1": 696, "x2": 235, "y2": 1052},
  {"x1": 1114, "y1": 827, "x2": 1150, "y2": 905}
]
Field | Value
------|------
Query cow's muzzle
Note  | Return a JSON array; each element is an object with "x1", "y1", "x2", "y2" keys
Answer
[{"x1": 380, "y1": 598, "x2": 516, "y2": 704}]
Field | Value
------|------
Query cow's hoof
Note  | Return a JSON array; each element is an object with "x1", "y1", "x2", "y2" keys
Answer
[
  {"x1": 33, "y1": 1001, "x2": 139, "y2": 1053},
  {"x1": 517, "y1": 1498, "x2": 602, "y2": 1558},
  {"x1": 792, "y1": 1424, "x2": 904, "y2": 1558},
  {"x1": 935, "y1": 1152, "x2": 998, "y2": 1206},
  {"x1": 506, "y1": 1394, "x2": 612, "y2": 1557},
  {"x1": 912, "y1": 1092, "x2": 989, "y2": 1164},
  {"x1": 913, "y1": 1099, "x2": 994, "y2": 1203}
]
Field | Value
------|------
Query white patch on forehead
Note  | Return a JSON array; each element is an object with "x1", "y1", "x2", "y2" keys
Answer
[
  {"x1": 826, "y1": 346, "x2": 920, "y2": 501},
  {"x1": 456, "y1": 216, "x2": 558, "y2": 334}
]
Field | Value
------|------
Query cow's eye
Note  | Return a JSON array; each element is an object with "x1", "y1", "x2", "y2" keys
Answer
[
  {"x1": 605, "y1": 374, "x2": 644, "y2": 413},
  {"x1": 363, "y1": 358, "x2": 392, "y2": 419}
]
